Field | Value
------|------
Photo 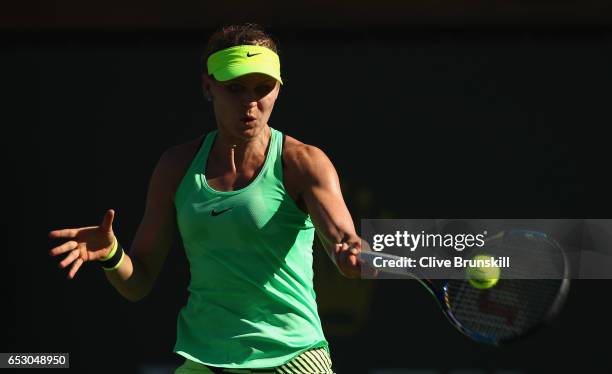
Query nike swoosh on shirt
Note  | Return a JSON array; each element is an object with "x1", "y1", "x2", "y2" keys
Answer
[{"x1": 211, "y1": 207, "x2": 233, "y2": 216}]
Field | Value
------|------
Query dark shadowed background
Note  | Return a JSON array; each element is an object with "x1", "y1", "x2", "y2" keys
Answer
[{"x1": 3, "y1": 1, "x2": 612, "y2": 373}]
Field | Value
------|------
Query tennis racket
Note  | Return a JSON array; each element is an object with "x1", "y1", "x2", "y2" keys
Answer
[{"x1": 359, "y1": 229, "x2": 570, "y2": 345}]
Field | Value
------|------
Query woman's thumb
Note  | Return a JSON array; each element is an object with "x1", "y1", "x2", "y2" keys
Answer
[{"x1": 101, "y1": 209, "x2": 115, "y2": 233}]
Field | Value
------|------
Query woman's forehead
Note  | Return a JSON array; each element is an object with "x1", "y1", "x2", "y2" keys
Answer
[{"x1": 226, "y1": 73, "x2": 277, "y2": 85}]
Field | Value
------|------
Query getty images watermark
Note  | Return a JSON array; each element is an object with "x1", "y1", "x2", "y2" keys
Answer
[
  {"x1": 369, "y1": 228, "x2": 510, "y2": 270},
  {"x1": 360, "y1": 219, "x2": 612, "y2": 280}
]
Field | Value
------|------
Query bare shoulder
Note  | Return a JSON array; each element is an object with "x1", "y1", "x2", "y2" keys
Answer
[
  {"x1": 156, "y1": 135, "x2": 204, "y2": 190},
  {"x1": 162, "y1": 136, "x2": 203, "y2": 168},
  {"x1": 282, "y1": 134, "x2": 336, "y2": 183},
  {"x1": 283, "y1": 135, "x2": 331, "y2": 169}
]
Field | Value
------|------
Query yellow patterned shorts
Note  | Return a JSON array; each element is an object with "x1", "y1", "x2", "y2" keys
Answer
[{"x1": 174, "y1": 347, "x2": 334, "y2": 374}]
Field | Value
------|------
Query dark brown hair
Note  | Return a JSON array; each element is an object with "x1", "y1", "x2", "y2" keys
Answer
[{"x1": 204, "y1": 23, "x2": 279, "y2": 65}]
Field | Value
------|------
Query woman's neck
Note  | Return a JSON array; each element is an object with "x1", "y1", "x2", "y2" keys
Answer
[{"x1": 212, "y1": 125, "x2": 271, "y2": 173}]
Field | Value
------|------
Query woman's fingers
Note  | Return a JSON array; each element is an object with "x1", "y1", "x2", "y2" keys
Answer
[
  {"x1": 59, "y1": 249, "x2": 80, "y2": 269},
  {"x1": 49, "y1": 240, "x2": 78, "y2": 257},
  {"x1": 334, "y1": 242, "x2": 380, "y2": 278},
  {"x1": 67, "y1": 258, "x2": 84, "y2": 279},
  {"x1": 335, "y1": 245, "x2": 363, "y2": 279},
  {"x1": 100, "y1": 209, "x2": 115, "y2": 233},
  {"x1": 49, "y1": 228, "x2": 78, "y2": 239},
  {"x1": 48, "y1": 226, "x2": 97, "y2": 239},
  {"x1": 358, "y1": 256, "x2": 379, "y2": 278},
  {"x1": 49, "y1": 223, "x2": 108, "y2": 279}
]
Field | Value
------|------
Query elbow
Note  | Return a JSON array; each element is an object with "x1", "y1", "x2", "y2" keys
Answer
[
  {"x1": 118, "y1": 277, "x2": 153, "y2": 303},
  {"x1": 128, "y1": 279, "x2": 154, "y2": 302},
  {"x1": 127, "y1": 296, "x2": 146, "y2": 303},
  {"x1": 120, "y1": 288, "x2": 150, "y2": 303},
  {"x1": 127, "y1": 292, "x2": 146, "y2": 303}
]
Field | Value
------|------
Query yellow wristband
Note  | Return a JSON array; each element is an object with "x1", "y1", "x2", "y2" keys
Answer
[
  {"x1": 99, "y1": 236, "x2": 118, "y2": 261},
  {"x1": 102, "y1": 249, "x2": 125, "y2": 271}
]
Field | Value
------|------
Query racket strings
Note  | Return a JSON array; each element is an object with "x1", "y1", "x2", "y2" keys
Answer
[
  {"x1": 489, "y1": 231, "x2": 567, "y2": 279},
  {"x1": 445, "y1": 279, "x2": 564, "y2": 340}
]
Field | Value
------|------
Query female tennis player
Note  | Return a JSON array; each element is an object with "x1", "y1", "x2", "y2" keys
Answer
[{"x1": 48, "y1": 23, "x2": 369, "y2": 374}]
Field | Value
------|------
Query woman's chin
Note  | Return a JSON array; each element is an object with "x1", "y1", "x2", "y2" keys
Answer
[
  {"x1": 231, "y1": 121, "x2": 263, "y2": 138},
  {"x1": 239, "y1": 120, "x2": 262, "y2": 131}
]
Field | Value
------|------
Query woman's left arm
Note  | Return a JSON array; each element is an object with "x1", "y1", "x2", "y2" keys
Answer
[{"x1": 286, "y1": 144, "x2": 366, "y2": 279}]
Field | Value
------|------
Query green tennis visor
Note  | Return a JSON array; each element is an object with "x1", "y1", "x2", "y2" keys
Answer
[{"x1": 207, "y1": 45, "x2": 283, "y2": 84}]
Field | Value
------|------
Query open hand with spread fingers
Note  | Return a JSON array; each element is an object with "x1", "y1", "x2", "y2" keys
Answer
[{"x1": 48, "y1": 209, "x2": 117, "y2": 279}]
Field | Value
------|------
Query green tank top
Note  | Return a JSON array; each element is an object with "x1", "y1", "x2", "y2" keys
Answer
[{"x1": 173, "y1": 127, "x2": 328, "y2": 369}]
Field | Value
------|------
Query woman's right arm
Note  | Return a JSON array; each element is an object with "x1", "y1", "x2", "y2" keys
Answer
[
  {"x1": 104, "y1": 149, "x2": 181, "y2": 302},
  {"x1": 49, "y1": 147, "x2": 184, "y2": 302}
]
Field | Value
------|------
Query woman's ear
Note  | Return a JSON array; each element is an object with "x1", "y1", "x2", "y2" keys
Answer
[{"x1": 202, "y1": 74, "x2": 214, "y2": 101}]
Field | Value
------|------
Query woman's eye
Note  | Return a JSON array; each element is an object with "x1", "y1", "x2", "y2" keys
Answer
[
  {"x1": 256, "y1": 85, "x2": 272, "y2": 95},
  {"x1": 226, "y1": 83, "x2": 272, "y2": 95},
  {"x1": 227, "y1": 84, "x2": 243, "y2": 93}
]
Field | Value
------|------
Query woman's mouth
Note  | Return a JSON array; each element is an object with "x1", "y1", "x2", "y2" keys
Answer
[{"x1": 241, "y1": 115, "x2": 256, "y2": 123}]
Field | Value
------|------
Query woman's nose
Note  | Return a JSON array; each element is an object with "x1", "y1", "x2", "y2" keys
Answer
[
  {"x1": 242, "y1": 87, "x2": 265, "y2": 105},
  {"x1": 241, "y1": 94, "x2": 259, "y2": 108}
]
